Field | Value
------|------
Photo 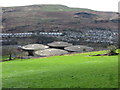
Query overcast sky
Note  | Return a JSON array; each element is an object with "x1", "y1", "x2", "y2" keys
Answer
[{"x1": 0, "y1": 0, "x2": 119, "y2": 12}]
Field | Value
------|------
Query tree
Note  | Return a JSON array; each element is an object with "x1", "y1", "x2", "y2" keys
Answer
[{"x1": 2, "y1": 46, "x2": 19, "y2": 60}]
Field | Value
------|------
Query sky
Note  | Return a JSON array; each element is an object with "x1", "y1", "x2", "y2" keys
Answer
[{"x1": 0, "y1": 0, "x2": 119, "y2": 12}]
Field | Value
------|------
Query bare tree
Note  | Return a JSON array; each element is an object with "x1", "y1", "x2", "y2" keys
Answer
[{"x1": 2, "y1": 45, "x2": 20, "y2": 60}]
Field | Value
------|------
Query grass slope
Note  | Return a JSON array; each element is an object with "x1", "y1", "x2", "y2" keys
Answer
[
  {"x1": 37, "y1": 5, "x2": 91, "y2": 12},
  {"x1": 7, "y1": 4, "x2": 92, "y2": 12},
  {"x1": 2, "y1": 50, "x2": 118, "y2": 88}
]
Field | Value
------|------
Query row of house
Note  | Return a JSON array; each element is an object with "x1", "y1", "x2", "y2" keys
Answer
[
  {"x1": 60, "y1": 29, "x2": 118, "y2": 44},
  {"x1": 1, "y1": 29, "x2": 118, "y2": 45},
  {"x1": 1, "y1": 32, "x2": 63, "y2": 38}
]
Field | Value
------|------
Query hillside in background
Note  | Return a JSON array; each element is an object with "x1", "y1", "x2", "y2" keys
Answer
[{"x1": 2, "y1": 4, "x2": 118, "y2": 33}]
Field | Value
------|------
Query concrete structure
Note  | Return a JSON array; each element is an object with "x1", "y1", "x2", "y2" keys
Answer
[
  {"x1": 64, "y1": 45, "x2": 93, "y2": 52},
  {"x1": 21, "y1": 44, "x2": 49, "y2": 56},
  {"x1": 35, "y1": 48, "x2": 68, "y2": 57},
  {"x1": 47, "y1": 41, "x2": 73, "y2": 49}
]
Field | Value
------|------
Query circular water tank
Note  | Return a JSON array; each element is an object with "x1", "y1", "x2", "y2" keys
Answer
[
  {"x1": 35, "y1": 48, "x2": 68, "y2": 57},
  {"x1": 21, "y1": 44, "x2": 49, "y2": 51},
  {"x1": 65, "y1": 45, "x2": 93, "y2": 52},
  {"x1": 21, "y1": 44, "x2": 49, "y2": 56},
  {"x1": 48, "y1": 41, "x2": 73, "y2": 48}
]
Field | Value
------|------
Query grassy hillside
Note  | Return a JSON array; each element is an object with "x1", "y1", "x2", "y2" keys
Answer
[
  {"x1": 2, "y1": 50, "x2": 118, "y2": 88},
  {"x1": 4, "y1": 4, "x2": 92, "y2": 12},
  {"x1": 31, "y1": 4, "x2": 91, "y2": 12}
]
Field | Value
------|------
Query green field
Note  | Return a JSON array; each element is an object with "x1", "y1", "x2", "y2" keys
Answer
[{"x1": 2, "y1": 50, "x2": 119, "y2": 88}]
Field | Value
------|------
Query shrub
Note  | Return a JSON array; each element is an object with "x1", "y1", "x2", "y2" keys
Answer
[{"x1": 107, "y1": 45, "x2": 117, "y2": 56}]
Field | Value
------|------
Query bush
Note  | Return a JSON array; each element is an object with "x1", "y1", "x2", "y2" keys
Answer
[{"x1": 107, "y1": 45, "x2": 117, "y2": 56}]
